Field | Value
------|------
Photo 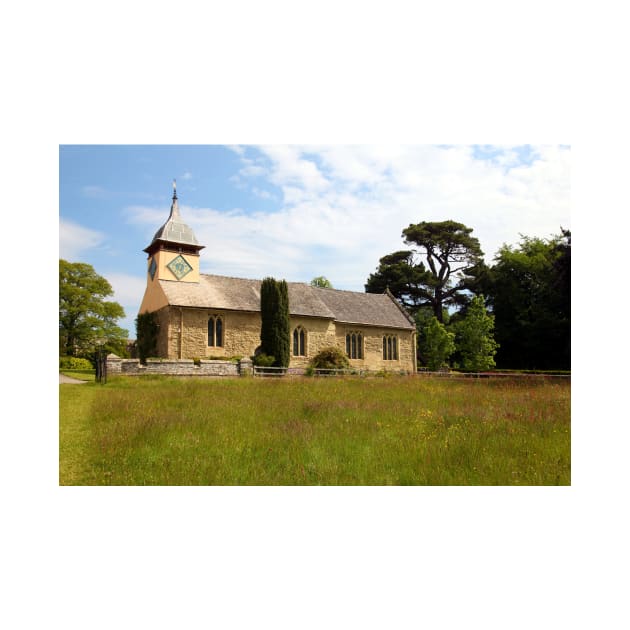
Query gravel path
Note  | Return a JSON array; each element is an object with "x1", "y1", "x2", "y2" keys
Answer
[{"x1": 59, "y1": 373, "x2": 88, "y2": 384}]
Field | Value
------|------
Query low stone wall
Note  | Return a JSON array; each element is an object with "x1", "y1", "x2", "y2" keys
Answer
[{"x1": 109, "y1": 357, "x2": 250, "y2": 377}]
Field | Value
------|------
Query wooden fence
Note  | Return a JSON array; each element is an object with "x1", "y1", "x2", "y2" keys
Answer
[{"x1": 252, "y1": 366, "x2": 569, "y2": 380}]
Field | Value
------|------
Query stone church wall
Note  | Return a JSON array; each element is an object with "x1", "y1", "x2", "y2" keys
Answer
[
  {"x1": 160, "y1": 307, "x2": 262, "y2": 359},
  {"x1": 153, "y1": 306, "x2": 415, "y2": 372},
  {"x1": 284, "y1": 316, "x2": 337, "y2": 368},
  {"x1": 334, "y1": 325, "x2": 416, "y2": 372}
]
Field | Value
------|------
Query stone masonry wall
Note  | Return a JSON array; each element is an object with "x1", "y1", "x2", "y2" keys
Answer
[
  {"x1": 161, "y1": 307, "x2": 261, "y2": 360},
  {"x1": 335, "y1": 325, "x2": 416, "y2": 373},
  {"x1": 153, "y1": 306, "x2": 416, "y2": 373},
  {"x1": 116, "y1": 358, "x2": 241, "y2": 376}
]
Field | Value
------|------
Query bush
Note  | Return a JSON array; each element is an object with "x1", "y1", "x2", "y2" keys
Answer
[
  {"x1": 253, "y1": 353, "x2": 275, "y2": 367},
  {"x1": 59, "y1": 356, "x2": 93, "y2": 370},
  {"x1": 308, "y1": 346, "x2": 350, "y2": 372}
]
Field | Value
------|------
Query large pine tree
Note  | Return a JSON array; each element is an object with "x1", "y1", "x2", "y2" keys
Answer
[{"x1": 365, "y1": 220, "x2": 484, "y2": 322}]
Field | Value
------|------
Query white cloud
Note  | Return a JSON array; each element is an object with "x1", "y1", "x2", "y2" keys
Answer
[
  {"x1": 239, "y1": 164, "x2": 267, "y2": 177},
  {"x1": 106, "y1": 272, "x2": 146, "y2": 308},
  {"x1": 259, "y1": 145, "x2": 330, "y2": 194},
  {"x1": 252, "y1": 187, "x2": 274, "y2": 200},
  {"x1": 125, "y1": 145, "x2": 570, "y2": 292},
  {"x1": 180, "y1": 171, "x2": 193, "y2": 180},
  {"x1": 59, "y1": 218, "x2": 105, "y2": 261},
  {"x1": 105, "y1": 272, "x2": 147, "y2": 337}
]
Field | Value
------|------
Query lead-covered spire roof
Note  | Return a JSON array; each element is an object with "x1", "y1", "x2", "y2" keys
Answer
[{"x1": 144, "y1": 181, "x2": 203, "y2": 252}]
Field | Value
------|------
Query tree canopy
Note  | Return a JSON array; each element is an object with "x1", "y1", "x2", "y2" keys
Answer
[
  {"x1": 366, "y1": 219, "x2": 569, "y2": 371},
  {"x1": 487, "y1": 231, "x2": 570, "y2": 369},
  {"x1": 419, "y1": 316, "x2": 456, "y2": 371},
  {"x1": 366, "y1": 220, "x2": 484, "y2": 322},
  {"x1": 452, "y1": 295, "x2": 498, "y2": 371},
  {"x1": 59, "y1": 259, "x2": 128, "y2": 357},
  {"x1": 310, "y1": 276, "x2": 333, "y2": 288}
]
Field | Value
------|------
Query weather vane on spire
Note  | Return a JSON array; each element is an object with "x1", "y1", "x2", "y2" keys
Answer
[{"x1": 172, "y1": 178, "x2": 177, "y2": 199}]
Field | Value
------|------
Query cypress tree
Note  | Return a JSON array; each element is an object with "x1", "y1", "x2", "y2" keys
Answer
[
  {"x1": 260, "y1": 277, "x2": 277, "y2": 359},
  {"x1": 259, "y1": 277, "x2": 291, "y2": 368},
  {"x1": 275, "y1": 280, "x2": 290, "y2": 368}
]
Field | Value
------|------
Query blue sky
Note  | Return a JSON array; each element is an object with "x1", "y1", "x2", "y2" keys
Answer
[{"x1": 60, "y1": 144, "x2": 571, "y2": 337}]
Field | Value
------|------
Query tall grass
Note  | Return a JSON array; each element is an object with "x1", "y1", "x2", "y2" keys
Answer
[{"x1": 59, "y1": 376, "x2": 570, "y2": 485}]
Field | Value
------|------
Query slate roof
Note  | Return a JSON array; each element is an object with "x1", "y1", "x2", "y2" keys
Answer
[
  {"x1": 158, "y1": 274, "x2": 415, "y2": 330},
  {"x1": 144, "y1": 194, "x2": 201, "y2": 252}
]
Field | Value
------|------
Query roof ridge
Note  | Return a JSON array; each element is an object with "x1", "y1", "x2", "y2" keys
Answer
[{"x1": 200, "y1": 273, "x2": 387, "y2": 298}]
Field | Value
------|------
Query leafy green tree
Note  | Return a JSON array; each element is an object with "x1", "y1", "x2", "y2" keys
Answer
[
  {"x1": 487, "y1": 231, "x2": 570, "y2": 369},
  {"x1": 366, "y1": 220, "x2": 484, "y2": 322},
  {"x1": 419, "y1": 316, "x2": 456, "y2": 370},
  {"x1": 59, "y1": 259, "x2": 127, "y2": 357},
  {"x1": 260, "y1": 277, "x2": 291, "y2": 368},
  {"x1": 310, "y1": 276, "x2": 333, "y2": 288},
  {"x1": 453, "y1": 295, "x2": 498, "y2": 371}
]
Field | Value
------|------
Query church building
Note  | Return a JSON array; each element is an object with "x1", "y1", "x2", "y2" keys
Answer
[{"x1": 138, "y1": 185, "x2": 417, "y2": 372}]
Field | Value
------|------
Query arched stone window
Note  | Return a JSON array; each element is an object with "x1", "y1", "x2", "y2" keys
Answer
[
  {"x1": 345, "y1": 331, "x2": 363, "y2": 359},
  {"x1": 216, "y1": 317, "x2": 223, "y2": 347},
  {"x1": 293, "y1": 326, "x2": 306, "y2": 356},
  {"x1": 382, "y1": 334, "x2": 398, "y2": 360},
  {"x1": 208, "y1": 315, "x2": 224, "y2": 347}
]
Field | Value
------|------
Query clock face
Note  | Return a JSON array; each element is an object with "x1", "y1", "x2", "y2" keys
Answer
[
  {"x1": 148, "y1": 257, "x2": 157, "y2": 280},
  {"x1": 167, "y1": 254, "x2": 193, "y2": 280}
]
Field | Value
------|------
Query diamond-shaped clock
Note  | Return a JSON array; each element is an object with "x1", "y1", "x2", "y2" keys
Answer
[
  {"x1": 148, "y1": 257, "x2": 157, "y2": 280},
  {"x1": 167, "y1": 254, "x2": 193, "y2": 280}
]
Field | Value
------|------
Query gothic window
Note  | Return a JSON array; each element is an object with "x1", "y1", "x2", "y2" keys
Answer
[
  {"x1": 208, "y1": 315, "x2": 224, "y2": 347},
  {"x1": 208, "y1": 318, "x2": 214, "y2": 347},
  {"x1": 383, "y1": 334, "x2": 398, "y2": 360},
  {"x1": 293, "y1": 326, "x2": 306, "y2": 356},
  {"x1": 216, "y1": 317, "x2": 223, "y2": 347},
  {"x1": 345, "y1": 331, "x2": 363, "y2": 359}
]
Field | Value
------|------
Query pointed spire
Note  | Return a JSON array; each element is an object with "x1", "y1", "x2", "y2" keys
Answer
[
  {"x1": 169, "y1": 179, "x2": 181, "y2": 219},
  {"x1": 143, "y1": 181, "x2": 204, "y2": 253}
]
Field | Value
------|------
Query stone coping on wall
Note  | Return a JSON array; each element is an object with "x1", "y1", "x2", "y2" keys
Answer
[{"x1": 109, "y1": 357, "x2": 248, "y2": 376}]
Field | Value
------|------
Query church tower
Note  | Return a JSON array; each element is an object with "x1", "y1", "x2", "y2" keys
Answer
[{"x1": 139, "y1": 181, "x2": 204, "y2": 313}]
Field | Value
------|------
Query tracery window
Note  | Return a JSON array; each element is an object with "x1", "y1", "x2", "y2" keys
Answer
[
  {"x1": 383, "y1": 335, "x2": 398, "y2": 360},
  {"x1": 345, "y1": 331, "x2": 364, "y2": 359},
  {"x1": 293, "y1": 326, "x2": 306, "y2": 356},
  {"x1": 208, "y1": 315, "x2": 224, "y2": 347}
]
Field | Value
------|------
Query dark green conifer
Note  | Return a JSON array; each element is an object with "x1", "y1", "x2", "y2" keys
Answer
[
  {"x1": 275, "y1": 280, "x2": 290, "y2": 368},
  {"x1": 259, "y1": 277, "x2": 291, "y2": 368}
]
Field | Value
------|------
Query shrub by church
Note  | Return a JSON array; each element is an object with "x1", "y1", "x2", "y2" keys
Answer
[{"x1": 138, "y1": 186, "x2": 417, "y2": 372}]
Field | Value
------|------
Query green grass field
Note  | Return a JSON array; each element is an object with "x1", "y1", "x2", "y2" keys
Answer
[{"x1": 59, "y1": 375, "x2": 570, "y2": 485}]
